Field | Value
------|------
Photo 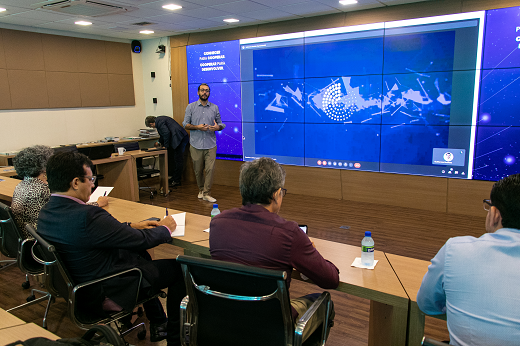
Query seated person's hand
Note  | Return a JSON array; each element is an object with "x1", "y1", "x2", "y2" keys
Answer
[
  {"x1": 159, "y1": 215, "x2": 177, "y2": 235},
  {"x1": 130, "y1": 220, "x2": 159, "y2": 229},
  {"x1": 154, "y1": 142, "x2": 161, "y2": 148},
  {"x1": 97, "y1": 196, "x2": 109, "y2": 207}
]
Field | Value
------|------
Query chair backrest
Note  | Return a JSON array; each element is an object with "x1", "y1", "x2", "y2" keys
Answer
[
  {"x1": 176, "y1": 255, "x2": 294, "y2": 346},
  {"x1": 0, "y1": 202, "x2": 22, "y2": 258}
]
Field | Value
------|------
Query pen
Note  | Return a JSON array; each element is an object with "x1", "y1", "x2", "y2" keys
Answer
[
  {"x1": 103, "y1": 191, "x2": 107, "y2": 196},
  {"x1": 165, "y1": 208, "x2": 168, "y2": 216}
]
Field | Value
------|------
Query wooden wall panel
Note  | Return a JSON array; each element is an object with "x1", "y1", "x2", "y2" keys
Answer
[
  {"x1": 341, "y1": 170, "x2": 448, "y2": 212},
  {"x1": 187, "y1": 26, "x2": 259, "y2": 45},
  {"x1": 170, "y1": 34, "x2": 190, "y2": 48},
  {"x1": 46, "y1": 71, "x2": 81, "y2": 108},
  {"x1": 76, "y1": 38, "x2": 107, "y2": 74},
  {"x1": 257, "y1": 13, "x2": 346, "y2": 37},
  {"x1": 108, "y1": 74, "x2": 135, "y2": 106},
  {"x1": 105, "y1": 42, "x2": 132, "y2": 75},
  {"x1": 447, "y1": 178, "x2": 494, "y2": 216},
  {"x1": 2, "y1": 29, "x2": 45, "y2": 71},
  {"x1": 8, "y1": 70, "x2": 49, "y2": 109},
  {"x1": 0, "y1": 69, "x2": 11, "y2": 109},
  {"x1": 213, "y1": 159, "x2": 243, "y2": 187},
  {"x1": 284, "y1": 165, "x2": 342, "y2": 200},
  {"x1": 345, "y1": 0, "x2": 462, "y2": 27},
  {"x1": 170, "y1": 46, "x2": 189, "y2": 124},
  {"x1": 42, "y1": 34, "x2": 78, "y2": 72},
  {"x1": 0, "y1": 30, "x2": 5, "y2": 69},
  {"x1": 462, "y1": 0, "x2": 520, "y2": 12},
  {"x1": 79, "y1": 73, "x2": 110, "y2": 107}
]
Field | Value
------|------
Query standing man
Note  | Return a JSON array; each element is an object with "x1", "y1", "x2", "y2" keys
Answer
[
  {"x1": 183, "y1": 83, "x2": 225, "y2": 203},
  {"x1": 417, "y1": 173, "x2": 520, "y2": 346},
  {"x1": 145, "y1": 115, "x2": 189, "y2": 187}
]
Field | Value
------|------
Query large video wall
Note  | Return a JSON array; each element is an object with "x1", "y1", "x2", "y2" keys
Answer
[{"x1": 186, "y1": 6, "x2": 520, "y2": 181}]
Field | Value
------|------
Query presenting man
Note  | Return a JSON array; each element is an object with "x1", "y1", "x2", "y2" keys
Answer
[
  {"x1": 417, "y1": 173, "x2": 520, "y2": 346},
  {"x1": 209, "y1": 157, "x2": 339, "y2": 341},
  {"x1": 183, "y1": 83, "x2": 225, "y2": 203},
  {"x1": 145, "y1": 115, "x2": 189, "y2": 186},
  {"x1": 37, "y1": 151, "x2": 185, "y2": 346}
]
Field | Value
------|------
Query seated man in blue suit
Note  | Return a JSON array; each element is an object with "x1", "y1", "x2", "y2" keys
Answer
[{"x1": 37, "y1": 151, "x2": 184, "y2": 346}]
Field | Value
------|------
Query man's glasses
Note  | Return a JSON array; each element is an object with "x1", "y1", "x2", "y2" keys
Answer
[
  {"x1": 83, "y1": 175, "x2": 97, "y2": 184},
  {"x1": 281, "y1": 188, "x2": 287, "y2": 197},
  {"x1": 483, "y1": 199, "x2": 493, "y2": 211}
]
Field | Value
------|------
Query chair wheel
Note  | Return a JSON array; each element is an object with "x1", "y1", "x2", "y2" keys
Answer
[
  {"x1": 22, "y1": 281, "x2": 30, "y2": 289},
  {"x1": 26, "y1": 295, "x2": 36, "y2": 302},
  {"x1": 137, "y1": 307, "x2": 144, "y2": 317},
  {"x1": 137, "y1": 329, "x2": 146, "y2": 340}
]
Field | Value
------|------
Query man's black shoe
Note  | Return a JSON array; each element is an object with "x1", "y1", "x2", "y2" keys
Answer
[
  {"x1": 150, "y1": 321, "x2": 168, "y2": 342},
  {"x1": 169, "y1": 180, "x2": 181, "y2": 187}
]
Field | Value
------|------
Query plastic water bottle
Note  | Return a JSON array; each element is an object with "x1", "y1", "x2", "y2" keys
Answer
[
  {"x1": 361, "y1": 231, "x2": 375, "y2": 266},
  {"x1": 210, "y1": 204, "x2": 221, "y2": 218}
]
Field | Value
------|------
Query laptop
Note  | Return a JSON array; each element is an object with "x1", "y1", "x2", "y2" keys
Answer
[{"x1": 78, "y1": 144, "x2": 115, "y2": 160}]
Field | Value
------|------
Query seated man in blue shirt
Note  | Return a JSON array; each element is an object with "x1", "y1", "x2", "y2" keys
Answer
[
  {"x1": 417, "y1": 173, "x2": 520, "y2": 346},
  {"x1": 37, "y1": 151, "x2": 185, "y2": 346}
]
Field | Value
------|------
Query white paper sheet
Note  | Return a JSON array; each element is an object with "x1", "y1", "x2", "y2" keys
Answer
[
  {"x1": 169, "y1": 212, "x2": 186, "y2": 237},
  {"x1": 351, "y1": 257, "x2": 379, "y2": 270},
  {"x1": 203, "y1": 228, "x2": 210, "y2": 233},
  {"x1": 88, "y1": 186, "x2": 113, "y2": 203}
]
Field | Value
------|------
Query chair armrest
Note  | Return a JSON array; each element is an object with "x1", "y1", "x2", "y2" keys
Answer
[
  {"x1": 72, "y1": 267, "x2": 143, "y2": 294},
  {"x1": 422, "y1": 337, "x2": 449, "y2": 346},
  {"x1": 294, "y1": 291, "x2": 331, "y2": 346},
  {"x1": 180, "y1": 296, "x2": 190, "y2": 346},
  {"x1": 31, "y1": 241, "x2": 56, "y2": 265}
]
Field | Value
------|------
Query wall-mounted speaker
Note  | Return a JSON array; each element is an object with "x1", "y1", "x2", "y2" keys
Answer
[{"x1": 131, "y1": 40, "x2": 141, "y2": 53}]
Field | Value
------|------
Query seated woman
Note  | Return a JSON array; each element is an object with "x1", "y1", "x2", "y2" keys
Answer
[{"x1": 11, "y1": 145, "x2": 108, "y2": 237}]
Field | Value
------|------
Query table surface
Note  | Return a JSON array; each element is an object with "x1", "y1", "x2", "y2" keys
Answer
[
  {"x1": 191, "y1": 237, "x2": 408, "y2": 306},
  {"x1": 0, "y1": 308, "x2": 25, "y2": 330},
  {"x1": 0, "y1": 323, "x2": 59, "y2": 343},
  {"x1": 105, "y1": 197, "x2": 210, "y2": 244},
  {"x1": 0, "y1": 166, "x2": 16, "y2": 177},
  {"x1": 385, "y1": 253, "x2": 431, "y2": 301},
  {"x1": 0, "y1": 176, "x2": 20, "y2": 202}
]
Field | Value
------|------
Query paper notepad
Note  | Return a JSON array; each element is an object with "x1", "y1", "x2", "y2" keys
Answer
[
  {"x1": 88, "y1": 187, "x2": 113, "y2": 203},
  {"x1": 170, "y1": 212, "x2": 186, "y2": 237}
]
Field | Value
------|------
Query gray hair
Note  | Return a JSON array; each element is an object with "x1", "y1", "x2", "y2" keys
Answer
[
  {"x1": 13, "y1": 145, "x2": 54, "y2": 178},
  {"x1": 239, "y1": 157, "x2": 286, "y2": 206}
]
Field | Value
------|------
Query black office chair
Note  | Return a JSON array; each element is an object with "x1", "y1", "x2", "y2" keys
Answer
[
  {"x1": 25, "y1": 224, "x2": 161, "y2": 340},
  {"x1": 0, "y1": 202, "x2": 52, "y2": 327},
  {"x1": 114, "y1": 142, "x2": 161, "y2": 199},
  {"x1": 176, "y1": 255, "x2": 332, "y2": 346}
]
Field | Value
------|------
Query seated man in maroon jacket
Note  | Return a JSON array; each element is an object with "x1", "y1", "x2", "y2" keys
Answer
[{"x1": 209, "y1": 157, "x2": 340, "y2": 341}]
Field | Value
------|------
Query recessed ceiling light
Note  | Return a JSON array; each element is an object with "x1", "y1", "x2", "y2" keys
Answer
[
  {"x1": 140, "y1": 30, "x2": 154, "y2": 34},
  {"x1": 162, "y1": 4, "x2": 182, "y2": 11},
  {"x1": 0, "y1": 8, "x2": 7, "y2": 12},
  {"x1": 75, "y1": 21, "x2": 92, "y2": 26},
  {"x1": 339, "y1": 0, "x2": 358, "y2": 4},
  {"x1": 223, "y1": 18, "x2": 239, "y2": 23}
]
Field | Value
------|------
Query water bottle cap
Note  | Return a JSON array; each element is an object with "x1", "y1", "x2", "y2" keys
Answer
[
  {"x1": 213, "y1": 204, "x2": 218, "y2": 208},
  {"x1": 365, "y1": 231, "x2": 371, "y2": 237}
]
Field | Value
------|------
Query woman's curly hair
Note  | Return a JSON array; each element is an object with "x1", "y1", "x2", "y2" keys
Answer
[{"x1": 13, "y1": 145, "x2": 54, "y2": 178}]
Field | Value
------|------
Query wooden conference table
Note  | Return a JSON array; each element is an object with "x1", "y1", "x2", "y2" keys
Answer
[
  {"x1": 0, "y1": 308, "x2": 59, "y2": 343},
  {"x1": 0, "y1": 149, "x2": 168, "y2": 203},
  {"x1": 0, "y1": 182, "x2": 433, "y2": 346}
]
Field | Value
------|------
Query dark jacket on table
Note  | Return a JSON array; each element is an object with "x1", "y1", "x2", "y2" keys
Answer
[
  {"x1": 209, "y1": 204, "x2": 339, "y2": 289},
  {"x1": 155, "y1": 116, "x2": 188, "y2": 149},
  {"x1": 37, "y1": 195, "x2": 171, "y2": 313}
]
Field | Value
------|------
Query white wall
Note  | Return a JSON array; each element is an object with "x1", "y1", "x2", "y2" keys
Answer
[
  {"x1": 0, "y1": 52, "x2": 147, "y2": 153},
  {"x1": 141, "y1": 37, "x2": 173, "y2": 118}
]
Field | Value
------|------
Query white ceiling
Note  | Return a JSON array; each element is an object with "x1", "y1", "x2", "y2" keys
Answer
[{"x1": 0, "y1": 0, "x2": 432, "y2": 41}]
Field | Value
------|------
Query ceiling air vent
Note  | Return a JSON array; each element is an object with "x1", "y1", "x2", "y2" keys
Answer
[
  {"x1": 41, "y1": 0, "x2": 137, "y2": 17},
  {"x1": 131, "y1": 22, "x2": 155, "y2": 26}
]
